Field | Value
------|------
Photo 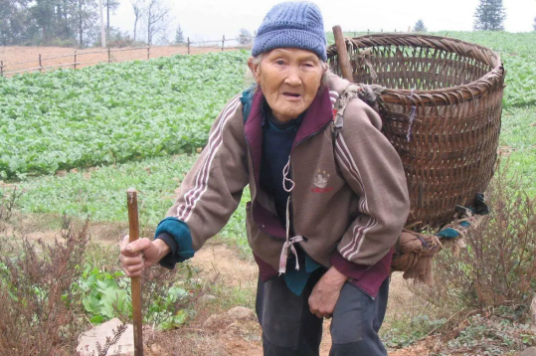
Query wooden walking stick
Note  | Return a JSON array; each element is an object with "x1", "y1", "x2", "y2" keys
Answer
[
  {"x1": 332, "y1": 25, "x2": 354, "y2": 82},
  {"x1": 127, "y1": 188, "x2": 144, "y2": 356}
]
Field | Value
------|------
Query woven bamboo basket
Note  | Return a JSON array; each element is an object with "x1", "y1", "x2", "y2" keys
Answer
[{"x1": 327, "y1": 34, "x2": 505, "y2": 229}]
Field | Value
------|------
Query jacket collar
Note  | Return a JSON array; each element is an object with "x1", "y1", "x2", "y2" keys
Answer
[{"x1": 244, "y1": 87, "x2": 333, "y2": 187}]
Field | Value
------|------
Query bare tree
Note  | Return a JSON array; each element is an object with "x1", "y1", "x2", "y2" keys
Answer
[
  {"x1": 130, "y1": 0, "x2": 145, "y2": 42},
  {"x1": 144, "y1": 0, "x2": 172, "y2": 46}
]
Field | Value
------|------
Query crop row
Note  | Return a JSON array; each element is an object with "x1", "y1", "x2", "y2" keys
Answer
[
  {"x1": 0, "y1": 50, "x2": 250, "y2": 179},
  {"x1": 1, "y1": 32, "x2": 534, "y2": 180}
]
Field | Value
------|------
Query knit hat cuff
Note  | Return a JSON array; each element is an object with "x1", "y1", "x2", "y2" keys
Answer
[{"x1": 252, "y1": 28, "x2": 327, "y2": 62}]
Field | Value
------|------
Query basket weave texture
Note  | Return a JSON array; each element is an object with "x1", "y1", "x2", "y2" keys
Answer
[{"x1": 327, "y1": 34, "x2": 505, "y2": 229}]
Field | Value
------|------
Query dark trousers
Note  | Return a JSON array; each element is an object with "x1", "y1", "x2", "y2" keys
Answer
[{"x1": 255, "y1": 270, "x2": 389, "y2": 356}]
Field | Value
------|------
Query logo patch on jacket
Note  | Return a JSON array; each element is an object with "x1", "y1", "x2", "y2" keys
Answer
[{"x1": 312, "y1": 170, "x2": 334, "y2": 193}]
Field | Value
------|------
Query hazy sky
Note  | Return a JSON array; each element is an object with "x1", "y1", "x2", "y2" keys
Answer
[{"x1": 111, "y1": 0, "x2": 535, "y2": 43}]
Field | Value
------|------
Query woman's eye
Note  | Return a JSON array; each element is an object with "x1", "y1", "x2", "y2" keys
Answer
[{"x1": 276, "y1": 60, "x2": 285, "y2": 65}]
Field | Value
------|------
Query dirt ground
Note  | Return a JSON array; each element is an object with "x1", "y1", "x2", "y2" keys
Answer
[
  {"x1": 8, "y1": 215, "x2": 432, "y2": 355},
  {"x1": 188, "y1": 243, "x2": 429, "y2": 356},
  {"x1": 0, "y1": 45, "x2": 238, "y2": 76}
]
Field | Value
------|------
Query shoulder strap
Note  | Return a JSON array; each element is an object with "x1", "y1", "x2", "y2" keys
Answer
[
  {"x1": 331, "y1": 83, "x2": 386, "y2": 174},
  {"x1": 240, "y1": 85, "x2": 257, "y2": 124},
  {"x1": 332, "y1": 83, "x2": 387, "y2": 135}
]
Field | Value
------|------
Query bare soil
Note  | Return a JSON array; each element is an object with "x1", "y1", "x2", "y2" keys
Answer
[
  {"x1": 0, "y1": 45, "x2": 237, "y2": 76},
  {"x1": 6, "y1": 215, "x2": 432, "y2": 355},
  {"x1": 187, "y1": 243, "x2": 428, "y2": 356}
]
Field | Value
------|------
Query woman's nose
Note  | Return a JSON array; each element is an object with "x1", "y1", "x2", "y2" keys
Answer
[{"x1": 284, "y1": 67, "x2": 301, "y2": 86}]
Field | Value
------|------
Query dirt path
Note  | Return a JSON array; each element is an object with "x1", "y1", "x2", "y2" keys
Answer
[{"x1": 190, "y1": 243, "x2": 430, "y2": 356}]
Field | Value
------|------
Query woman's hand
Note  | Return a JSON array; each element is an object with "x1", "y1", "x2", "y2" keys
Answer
[
  {"x1": 119, "y1": 236, "x2": 170, "y2": 277},
  {"x1": 308, "y1": 266, "x2": 347, "y2": 319}
]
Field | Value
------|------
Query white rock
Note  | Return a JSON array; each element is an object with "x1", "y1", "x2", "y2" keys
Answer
[
  {"x1": 521, "y1": 347, "x2": 536, "y2": 356},
  {"x1": 77, "y1": 318, "x2": 135, "y2": 356}
]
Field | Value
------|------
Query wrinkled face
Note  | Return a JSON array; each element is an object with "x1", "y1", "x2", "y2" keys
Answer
[{"x1": 248, "y1": 48, "x2": 325, "y2": 122}]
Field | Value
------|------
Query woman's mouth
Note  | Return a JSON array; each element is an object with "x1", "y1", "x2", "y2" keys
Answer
[{"x1": 283, "y1": 92, "x2": 301, "y2": 101}]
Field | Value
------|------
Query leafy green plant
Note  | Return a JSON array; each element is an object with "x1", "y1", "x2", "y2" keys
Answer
[
  {"x1": 78, "y1": 266, "x2": 130, "y2": 323},
  {"x1": 0, "y1": 51, "x2": 250, "y2": 180},
  {"x1": 76, "y1": 262, "x2": 204, "y2": 330},
  {"x1": 382, "y1": 314, "x2": 446, "y2": 348}
]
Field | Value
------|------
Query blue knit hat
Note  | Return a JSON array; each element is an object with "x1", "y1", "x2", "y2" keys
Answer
[{"x1": 252, "y1": 1, "x2": 327, "y2": 61}]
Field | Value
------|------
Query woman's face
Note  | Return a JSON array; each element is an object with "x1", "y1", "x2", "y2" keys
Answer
[{"x1": 248, "y1": 48, "x2": 325, "y2": 122}]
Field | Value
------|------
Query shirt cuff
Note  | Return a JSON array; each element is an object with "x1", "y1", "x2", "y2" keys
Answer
[
  {"x1": 154, "y1": 217, "x2": 195, "y2": 269},
  {"x1": 154, "y1": 232, "x2": 178, "y2": 269},
  {"x1": 330, "y1": 250, "x2": 368, "y2": 282}
]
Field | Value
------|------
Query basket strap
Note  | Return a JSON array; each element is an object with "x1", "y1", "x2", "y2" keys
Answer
[{"x1": 331, "y1": 83, "x2": 386, "y2": 172}]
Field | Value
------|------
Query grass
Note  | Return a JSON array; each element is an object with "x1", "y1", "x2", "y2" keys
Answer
[
  {"x1": 0, "y1": 51, "x2": 250, "y2": 179},
  {"x1": 3, "y1": 154, "x2": 252, "y2": 254}
]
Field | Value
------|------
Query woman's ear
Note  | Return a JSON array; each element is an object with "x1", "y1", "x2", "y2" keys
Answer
[
  {"x1": 321, "y1": 62, "x2": 328, "y2": 76},
  {"x1": 247, "y1": 57, "x2": 261, "y2": 84}
]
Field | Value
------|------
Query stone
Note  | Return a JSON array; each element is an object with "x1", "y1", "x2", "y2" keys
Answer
[
  {"x1": 197, "y1": 294, "x2": 217, "y2": 306},
  {"x1": 226, "y1": 306, "x2": 255, "y2": 321},
  {"x1": 521, "y1": 347, "x2": 536, "y2": 356},
  {"x1": 77, "y1": 318, "x2": 134, "y2": 356}
]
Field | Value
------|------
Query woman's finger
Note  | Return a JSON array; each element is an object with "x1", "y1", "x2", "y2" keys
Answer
[
  {"x1": 310, "y1": 306, "x2": 322, "y2": 319},
  {"x1": 126, "y1": 262, "x2": 144, "y2": 273},
  {"x1": 123, "y1": 264, "x2": 144, "y2": 277},
  {"x1": 120, "y1": 254, "x2": 143, "y2": 266},
  {"x1": 120, "y1": 238, "x2": 153, "y2": 257}
]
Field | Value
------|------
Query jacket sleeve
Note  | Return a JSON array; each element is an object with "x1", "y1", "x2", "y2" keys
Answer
[
  {"x1": 333, "y1": 98, "x2": 410, "y2": 266},
  {"x1": 165, "y1": 94, "x2": 250, "y2": 251}
]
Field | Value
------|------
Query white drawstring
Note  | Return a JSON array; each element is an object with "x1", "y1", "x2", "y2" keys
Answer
[
  {"x1": 282, "y1": 156, "x2": 295, "y2": 193},
  {"x1": 278, "y1": 157, "x2": 302, "y2": 275},
  {"x1": 279, "y1": 233, "x2": 304, "y2": 275}
]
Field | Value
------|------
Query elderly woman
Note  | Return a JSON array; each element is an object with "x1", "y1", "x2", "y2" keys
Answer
[{"x1": 120, "y1": 2, "x2": 409, "y2": 355}]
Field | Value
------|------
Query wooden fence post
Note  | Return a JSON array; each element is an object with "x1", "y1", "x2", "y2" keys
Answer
[
  {"x1": 108, "y1": 47, "x2": 111, "y2": 63},
  {"x1": 39, "y1": 54, "x2": 43, "y2": 72},
  {"x1": 74, "y1": 51, "x2": 77, "y2": 70},
  {"x1": 187, "y1": 37, "x2": 190, "y2": 54},
  {"x1": 147, "y1": 47, "x2": 150, "y2": 60},
  {"x1": 0, "y1": 61, "x2": 3, "y2": 77},
  {"x1": 222, "y1": 35, "x2": 225, "y2": 52}
]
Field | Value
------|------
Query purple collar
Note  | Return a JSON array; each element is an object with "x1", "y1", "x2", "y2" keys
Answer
[{"x1": 244, "y1": 88, "x2": 333, "y2": 188}]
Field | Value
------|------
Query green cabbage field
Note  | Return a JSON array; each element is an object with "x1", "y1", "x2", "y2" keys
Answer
[
  {"x1": 0, "y1": 51, "x2": 250, "y2": 179},
  {"x1": 1, "y1": 32, "x2": 535, "y2": 224}
]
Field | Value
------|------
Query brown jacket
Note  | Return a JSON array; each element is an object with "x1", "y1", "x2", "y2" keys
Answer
[{"x1": 167, "y1": 73, "x2": 410, "y2": 276}]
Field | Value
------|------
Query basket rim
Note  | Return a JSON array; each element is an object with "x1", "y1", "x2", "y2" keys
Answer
[{"x1": 326, "y1": 33, "x2": 506, "y2": 106}]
